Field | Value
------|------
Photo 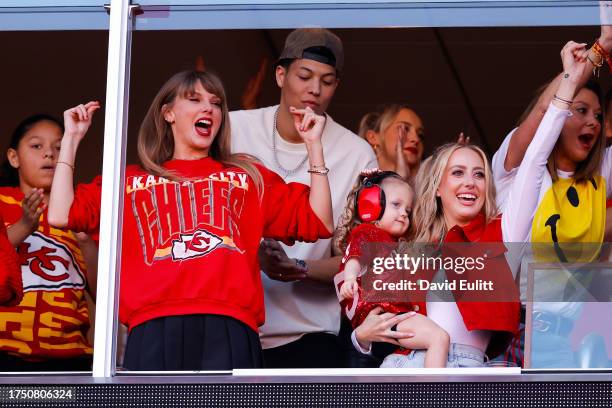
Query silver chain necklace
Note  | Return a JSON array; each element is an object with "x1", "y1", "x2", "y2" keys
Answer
[{"x1": 272, "y1": 107, "x2": 309, "y2": 178}]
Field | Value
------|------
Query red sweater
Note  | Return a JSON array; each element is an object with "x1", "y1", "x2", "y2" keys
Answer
[
  {"x1": 67, "y1": 157, "x2": 331, "y2": 332},
  {"x1": 0, "y1": 212, "x2": 21, "y2": 307},
  {"x1": 0, "y1": 187, "x2": 92, "y2": 360}
]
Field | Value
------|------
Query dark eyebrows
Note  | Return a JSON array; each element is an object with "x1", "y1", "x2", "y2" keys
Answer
[
  {"x1": 297, "y1": 66, "x2": 313, "y2": 75},
  {"x1": 24, "y1": 134, "x2": 42, "y2": 142},
  {"x1": 297, "y1": 66, "x2": 336, "y2": 80}
]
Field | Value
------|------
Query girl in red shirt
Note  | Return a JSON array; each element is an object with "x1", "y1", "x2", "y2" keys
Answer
[
  {"x1": 0, "y1": 114, "x2": 94, "y2": 371},
  {"x1": 336, "y1": 169, "x2": 450, "y2": 367}
]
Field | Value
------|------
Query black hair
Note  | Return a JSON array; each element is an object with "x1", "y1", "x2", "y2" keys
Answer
[{"x1": 0, "y1": 114, "x2": 64, "y2": 187}]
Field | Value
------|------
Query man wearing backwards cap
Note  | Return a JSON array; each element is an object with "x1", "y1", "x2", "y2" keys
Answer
[{"x1": 230, "y1": 28, "x2": 377, "y2": 368}]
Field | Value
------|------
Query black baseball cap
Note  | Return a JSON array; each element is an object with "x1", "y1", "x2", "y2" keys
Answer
[{"x1": 277, "y1": 28, "x2": 344, "y2": 72}]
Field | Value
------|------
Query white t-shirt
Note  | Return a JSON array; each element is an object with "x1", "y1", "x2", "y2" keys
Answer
[
  {"x1": 492, "y1": 104, "x2": 612, "y2": 318},
  {"x1": 230, "y1": 105, "x2": 378, "y2": 349}
]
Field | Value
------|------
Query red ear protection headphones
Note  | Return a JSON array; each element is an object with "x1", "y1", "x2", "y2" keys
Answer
[{"x1": 354, "y1": 171, "x2": 399, "y2": 222}]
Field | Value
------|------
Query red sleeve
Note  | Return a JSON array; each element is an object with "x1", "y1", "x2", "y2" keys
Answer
[
  {"x1": 259, "y1": 166, "x2": 332, "y2": 245},
  {"x1": 0, "y1": 216, "x2": 22, "y2": 307},
  {"x1": 66, "y1": 175, "x2": 103, "y2": 235}
]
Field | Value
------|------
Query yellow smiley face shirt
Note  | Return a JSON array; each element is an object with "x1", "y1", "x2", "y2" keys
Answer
[{"x1": 531, "y1": 171, "x2": 606, "y2": 263}]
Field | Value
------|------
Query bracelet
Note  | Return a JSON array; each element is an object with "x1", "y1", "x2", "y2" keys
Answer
[
  {"x1": 307, "y1": 165, "x2": 329, "y2": 175},
  {"x1": 587, "y1": 45, "x2": 605, "y2": 77},
  {"x1": 593, "y1": 40, "x2": 612, "y2": 74},
  {"x1": 56, "y1": 161, "x2": 75, "y2": 171},
  {"x1": 553, "y1": 95, "x2": 573, "y2": 106}
]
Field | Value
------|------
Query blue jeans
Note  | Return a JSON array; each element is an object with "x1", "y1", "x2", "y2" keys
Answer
[{"x1": 380, "y1": 343, "x2": 485, "y2": 368}]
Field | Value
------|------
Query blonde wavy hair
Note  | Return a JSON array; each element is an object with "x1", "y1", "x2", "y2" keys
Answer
[
  {"x1": 411, "y1": 143, "x2": 497, "y2": 243},
  {"x1": 137, "y1": 70, "x2": 263, "y2": 197}
]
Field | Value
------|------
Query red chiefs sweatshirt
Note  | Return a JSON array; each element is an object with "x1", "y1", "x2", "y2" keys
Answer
[{"x1": 67, "y1": 157, "x2": 331, "y2": 332}]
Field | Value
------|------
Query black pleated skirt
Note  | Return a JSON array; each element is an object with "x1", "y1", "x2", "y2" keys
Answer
[{"x1": 123, "y1": 314, "x2": 263, "y2": 371}]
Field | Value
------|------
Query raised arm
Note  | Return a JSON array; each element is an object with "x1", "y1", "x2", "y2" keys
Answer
[
  {"x1": 48, "y1": 101, "x2": 100, "y2": 227},
  {"x1": 504, "y1": 14, "x2": 612, "y2": 172},
  {"x1": 289, "y1": 106, "x2": 333, "y2": 232},
  {"x1": 502, "y1": 42, "x2": 586, "y2": 243}
]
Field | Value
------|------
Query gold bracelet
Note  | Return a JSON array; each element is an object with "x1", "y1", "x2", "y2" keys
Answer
[
  {"x1": 589, "y1": 46, "x2": 605, "y2": 64},
  {"x1": 307, "y1": 166, "x2": 329, "y2": 175},
  {"x1": 57, "y1": 161, "x2": 75, "y2": 171},
  {"x1": 587, "y1": 48, "x2": 604, "y2": 77}
]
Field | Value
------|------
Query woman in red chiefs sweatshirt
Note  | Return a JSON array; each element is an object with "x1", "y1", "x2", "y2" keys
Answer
[{"x1": 48, "y1": 70, "x2": 333, "y2": 370}]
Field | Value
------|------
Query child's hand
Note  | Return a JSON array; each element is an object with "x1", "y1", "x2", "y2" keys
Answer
[
  {"x1": 339, "y1": 278, "x2": 358, "y2": 300},
  {"x1": 63, "y1": 101, "x2": 101, "y2": 142},
  {"x1": 289, "y1": 106, "x2": 326, "y2": 144},
  {"x1": 19, "y1": 188, "x2": 45, "y2": 234}
]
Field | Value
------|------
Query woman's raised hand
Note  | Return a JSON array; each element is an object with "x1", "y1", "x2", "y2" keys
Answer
[
  {"x1": 289, "y1": 106, "x2": 326, "y2": 144},
  {"x1": 560, "y1": 41, "x2": 589, "y2": 81},
  {"x1": 394, "y1": 124, "x2": 409, "y2": 180},
  {"x1": 63, "y1": 101, "x2": 101, "y2": 142}
]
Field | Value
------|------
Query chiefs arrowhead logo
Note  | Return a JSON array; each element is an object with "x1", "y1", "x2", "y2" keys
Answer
[
  {"x1": 18, "y1": 232, "x2": 86, "y2": 291},
  {"x1": 171, "y1": 229, "x2": 222, "y2": 261}
]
